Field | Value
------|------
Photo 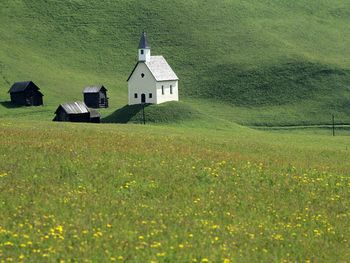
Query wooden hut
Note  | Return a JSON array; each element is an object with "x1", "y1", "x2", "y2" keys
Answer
[
  {"x1": 83, "y1": 85, "x2": 108, "y2": 108},
  {"x1": 8, "y1": 81, "x2": 43, "y2": 106},
  {"x1": 53, "y1": 101, "x2": 101, "y2": 123}
]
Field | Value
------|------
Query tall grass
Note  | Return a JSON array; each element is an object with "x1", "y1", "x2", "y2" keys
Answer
[{"x1": 0, "y1": 121, "x2": 349, "y2": 262}]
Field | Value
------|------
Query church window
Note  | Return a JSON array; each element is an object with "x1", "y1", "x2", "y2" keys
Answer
[
  {"x1": 141, "y1": 73, "x2": 145, "y2": 78},
  {"x1": 149, "y1": 93, "x2": 152, "y2": 98},
  {"x1": 134, "y1": 93, "x2": 138, "y2": 98},
  {"x1": 140, "y1": 49, "x2": 144, "y2": 55},
  {"x1": 170, "y1": 85, "x2": 173, "y2": 94},
  {"x1": 162, "y1": 86, "x2": 164, "y2": 95}
]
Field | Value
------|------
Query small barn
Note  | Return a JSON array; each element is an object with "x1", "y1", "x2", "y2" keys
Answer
[
  {"x1": 83, "y1": 85, "x2": 109, "y2": 108},
  {"x1": 8, "y1": 81, "x2": 44, "y2": 106},
  {"x1": 53, "y1": 101, "x2": 101, "y2": 123}
]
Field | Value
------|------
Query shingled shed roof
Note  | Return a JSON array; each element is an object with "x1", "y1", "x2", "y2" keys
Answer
[
  {"x1": 56, "y1": 101, "x2": 90, "y2": 114},
  {"x1": 127, "y1": 56, "x2": 179, "y2": 82},
  {"x1": 89, "y1": 108, "x2": 101, "y2": 118},
  {"x1": 83, "y1": 85, "x2": 107, "y2": 93},
  {"x1": 8, "y1": 81, "x2": 39, "y2": 93}
]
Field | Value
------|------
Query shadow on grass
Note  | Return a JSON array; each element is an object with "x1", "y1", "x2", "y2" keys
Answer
[
  {"x1": 102, "y1": 104, "x2": 150, "y2": 123},
  {"x1": 0, "y1": 101, "x2": 23, "y2": 108}
]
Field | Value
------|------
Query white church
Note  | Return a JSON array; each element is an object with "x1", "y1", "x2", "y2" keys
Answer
[{"x1": 127, "y1": 32, "x2": 179, "y2": 105}]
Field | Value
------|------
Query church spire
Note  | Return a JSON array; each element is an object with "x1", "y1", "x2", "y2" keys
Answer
[
  {"x1": 138, "y1": 32, "x2": 151, "y2": 62},
  {"x1": 138, "y1": 31, "x2": 150, "y2": 49}
]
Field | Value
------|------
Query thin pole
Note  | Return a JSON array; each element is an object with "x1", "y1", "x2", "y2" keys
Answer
[
  {"x1": 332, "y1": 114, "x2": 335, "y2": 137},
  {"x1": 142, "y1": 103, "x2": 146, "y2": 125}
]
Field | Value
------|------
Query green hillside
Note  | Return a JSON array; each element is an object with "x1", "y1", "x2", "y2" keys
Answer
[
  {"x1": 103, "y1": 102, "x2": 199, "y2": 124},
  {"x1": 0, "y1": 0, "x2": 350, "y2": 126}
]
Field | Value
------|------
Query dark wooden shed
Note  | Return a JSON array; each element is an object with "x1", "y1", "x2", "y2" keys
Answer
[
  {"x1": 53, "y1": 101, "x2": 101, "y2": 123},
  {"x1": 8, "y1": 81, "x2": 43, "y2": 106},
  {"x1": 83, "y1": 85, "x2": 108, "y2": 108}
]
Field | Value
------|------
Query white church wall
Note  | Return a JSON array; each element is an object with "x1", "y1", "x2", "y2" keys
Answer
[
  {"x1": 155, "y1": 80, "x2": 179, "y2": 104},
  {"x1": 128, "y1": 63, "x2": 157, "y2": 105}
]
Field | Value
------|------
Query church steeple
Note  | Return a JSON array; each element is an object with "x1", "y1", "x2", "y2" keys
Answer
[{"x1": 138, "y1": 32, "x2": 151, "y2": 62}]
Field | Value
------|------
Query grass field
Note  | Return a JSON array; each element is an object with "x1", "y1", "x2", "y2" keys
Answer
[{"x1": 0, "y1": 120, "x2": 350, "y2": 262}]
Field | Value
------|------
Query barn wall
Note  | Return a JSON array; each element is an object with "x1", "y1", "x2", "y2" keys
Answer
[
  {"x1": 84, "y1": 93, "x2": 99, "y2": 108},
  {"x1": 84, "y1": 92, "x2": 108, "y2": 108},
  {"x1": 100, "y1": 91, "x2": 107, "y2": 100},
  {"x1": 27, "y1": 82, "x2": 39, "y2": 91},
  {"x1": 90, "y1": 117, "x2": 101, "y2": 123},
  {"x1": 99, "y1": 91, "x2": 108, "y2": 108},
  {"x1": 10, "y1": 92, "x2": 26, "y2": 105},
  {"x1": 55, "y1": 110, "x2": 70, "y2": 122},
  {"x1": 54, "y1": 110, "x2": 92, "y2": 123},
  {"x1": 11, "y1": 90, "x2": 43, "y2": 106},
  {"x1": 128, "y1": 63, "x2": 157, "y2": 105},
  {"x1": 31, "y1": 93, "x2": 43, "y2": 106},
  {"x1": 70, "y1": 113, "x2": 91, "y2": 123}
]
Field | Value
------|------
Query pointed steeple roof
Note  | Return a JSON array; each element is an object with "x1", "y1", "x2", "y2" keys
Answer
[{"x1": 138, "y1": 32, "x2": 150, "y2": 49}]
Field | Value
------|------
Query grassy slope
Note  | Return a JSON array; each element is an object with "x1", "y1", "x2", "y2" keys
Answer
[
  {"x1": 0, "y1": 0, "x2": 350, "y2": 126},
  {"x1": 103, "y1": 102, "x2": 200, "y2": 124},
  {"x1": 0, "y1": 120, "x2": 350, "y2": 262}
]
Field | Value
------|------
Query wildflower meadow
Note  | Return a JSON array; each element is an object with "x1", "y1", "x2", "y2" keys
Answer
[{"x1": 0, "y1": 120, "x2": 349, "y2": 262}]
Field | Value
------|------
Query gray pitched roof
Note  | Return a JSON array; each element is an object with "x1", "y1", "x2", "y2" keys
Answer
[
  {"x1": 145, "y1": 56, "x2": 179, "y2": 81},
  {"x1": 8, "y1": 81, "x2": 39, "y2": 93},
  {"x1": 89, "y1": 108, "x2": 101, "y2": 118},
  {"x1": 127, "y1": 56, "x2": 179, "y2": 82},
  {"x1": 57, "y1": 101, "x2": 90, "y2": 114},
  {"x1": 83, "y1": 85, "x2": 107, "y2": 93},
  {"x1": 138, "y1": 32, "x2": 150, "y2": 49}
]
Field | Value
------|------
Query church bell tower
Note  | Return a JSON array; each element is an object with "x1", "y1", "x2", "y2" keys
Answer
[{"x1": 138, "y1": 32, "x2": 151, "y2": 62}]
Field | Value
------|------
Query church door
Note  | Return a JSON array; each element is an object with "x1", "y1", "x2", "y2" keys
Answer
[{"x1": 141, "y1": 93, "x2": 146, "y2": 104}]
